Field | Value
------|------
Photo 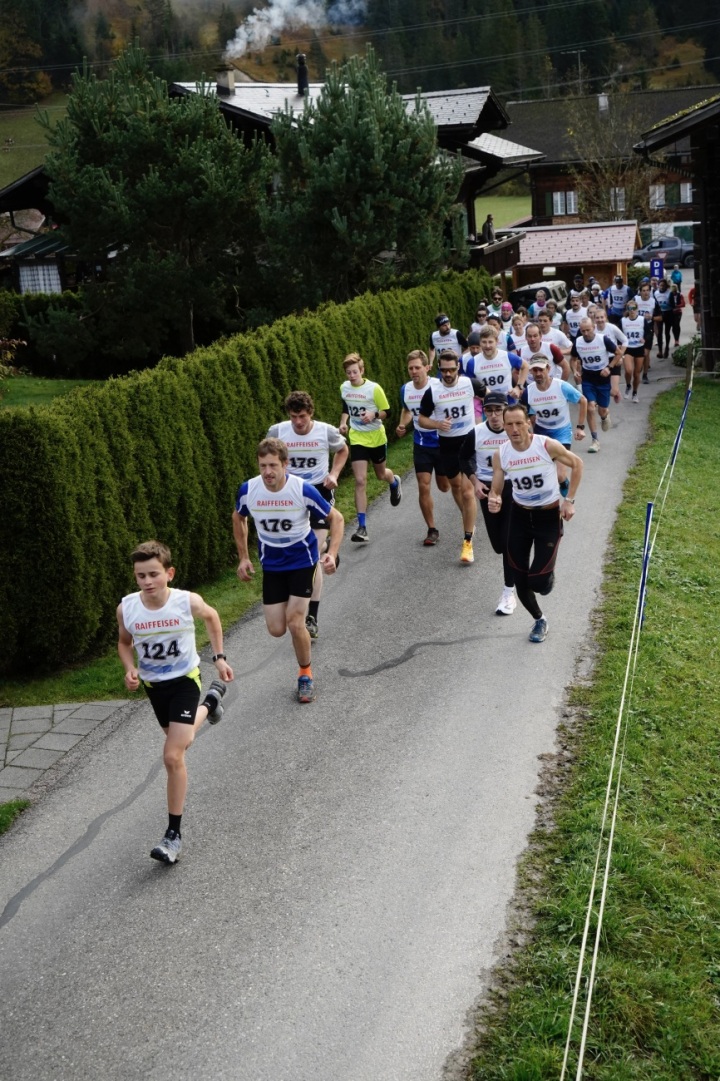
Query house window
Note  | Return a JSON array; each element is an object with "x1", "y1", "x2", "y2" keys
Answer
[
  {"x1": 19, "y1": 262, "x2": 62, "y2": 294},
  {"x1": 680, "y1": 182, "x2": 693, "y2": 204},
  {"x1": 552, "y1": 190, "x2": 578, "y2": 216},
  {"x1": 649, "y1": 184, "x2": 665, "y2": 209},
  {"x1": 666, "y1": 182, "x2": 680, "y2": 206},
  {"x1": 610, "y1": 187, "x2": 626, "y2": 212}
]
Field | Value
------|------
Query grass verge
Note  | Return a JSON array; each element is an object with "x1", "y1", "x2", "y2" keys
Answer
[
  {"x1": 0, "y1": 434, "x2": 417, "y2": 708},
  {"x1": 469, "y1": 378, "x2": 720, "y2": 1079},
  {"x1": 0, "y1": 798, "x2": 31, "y2": 836}
]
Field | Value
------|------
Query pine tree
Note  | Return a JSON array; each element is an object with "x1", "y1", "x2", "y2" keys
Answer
[
  {"x1": 37, "y1": 44, "x2": 271, "y2": 366},
  {"x1": 264, "y1": 48, "x2": 464, "y2": 309}
]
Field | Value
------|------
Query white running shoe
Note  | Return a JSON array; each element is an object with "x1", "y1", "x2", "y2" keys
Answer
[
  {"x1": 151, "y1": 829, "x2": 182, "y2": 864},
  {"x1": 496, "y1": 588, "x2": 516, "y2": 616}
]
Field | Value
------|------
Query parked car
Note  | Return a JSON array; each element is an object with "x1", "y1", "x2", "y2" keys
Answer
[
  {"x1": 508, "y1": 279, "x2": 568, "y2": 313},
  {"x1": 632, "y1": 235, "x2": 696, "y2": 268}
]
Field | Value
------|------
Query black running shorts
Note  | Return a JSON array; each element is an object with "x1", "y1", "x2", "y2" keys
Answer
[
  {"x1": 413, "y1": 443, "x2": 445, "y2": 475},
  {"x1": 263, "y1": 564, "x2": 317, "y2": 606},
  {"x1": 350, "y1": 442, "x2": 388, "y2": 464},
  {"x1": 144, "y1": 670, "x2": 202, "y2": 728}
]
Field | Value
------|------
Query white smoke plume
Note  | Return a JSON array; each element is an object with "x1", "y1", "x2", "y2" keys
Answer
[{"x1": 224, "y1": 0, "x2": 367, "y2": 59}]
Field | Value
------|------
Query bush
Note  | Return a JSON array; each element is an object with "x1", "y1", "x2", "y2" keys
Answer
[{"x1": 0, "y1": 270, "x2": 490, "y2": 676}]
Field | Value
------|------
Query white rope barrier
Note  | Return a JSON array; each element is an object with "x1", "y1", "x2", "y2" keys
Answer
[{"x1": 559, "y1": 367, "x2": 694, "y2": 1079}]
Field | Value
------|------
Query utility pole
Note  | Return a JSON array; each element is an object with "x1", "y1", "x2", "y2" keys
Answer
[{"x1": 562, "y1": 49, "x2": 587, "y2": 94}]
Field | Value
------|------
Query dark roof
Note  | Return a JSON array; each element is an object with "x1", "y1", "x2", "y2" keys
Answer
[
  {"x1": 635, "y1": 92, "x2": 720, "y2": 153},
  {"x1": 0, "y1": 233, "x2": 70, "y2": 259},
  {"x1": 0, "y1": 166, "x2": 53, "y2": 216},
  {"x1": 505, "y1": 86, "x2": 720, "y2": 165},
  {"x1": 172, "y1": 79, "x2": 520, "y2": 163}
]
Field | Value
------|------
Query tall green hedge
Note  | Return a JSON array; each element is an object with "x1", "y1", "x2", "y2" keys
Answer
[{"x1": 0, "y1": 270, "x2": 488, "y2": 676}]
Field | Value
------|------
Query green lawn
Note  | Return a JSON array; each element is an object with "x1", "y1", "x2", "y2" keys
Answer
[
  {"x1": 470, "y1": 378, "x2": 720, "y2": 1079},
  {"x1": 0, "y1": 375, "x2": 94, "y2": 409},
  {"x1": 0, "y1": 93, "x2": 66, "y2": 190},
  {"x1": 474, "y1": 194, "x2": 531, "y2": 231}
]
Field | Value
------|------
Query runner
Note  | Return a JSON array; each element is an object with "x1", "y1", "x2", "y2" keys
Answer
[
  {"x1": 620, "y1": 301, "x2": 647, "y2": 402},
  {"x1": 267, "y1": 390, "x2": 348, "y2": 640},
  {"x1": 571, "y1": 317, "x2": 621, "y2": 452},
  {"x1": 459, "y1": 391, "x2": 516, "y2": 614},
  {"x1": 428, "y1": 313, "x2": 468, "y2": 365},
  {"x1": 592, "y1": 305, "x2": 627, "y2": 404},
  {"x1": 417, "y1": 349, "x2": 486, "y2": 563},
  {"x1": 338, "y1": 353, "x2": 402, "y2": 542},
  {"x1": 117, "y1": 540, "x2": 234, "y2": 865},
  {"x1": 634, "y1": 278, "x2": 656, "y2": 384},
  {"x1": 520, "y1": 322, "x2": 570, "y2": 382},
  {"x1": 464, "y1": 325, "x2": 528, "y2": 402},
  {"x1": 232, "y1": 438, "x2": 343, "y2": 704},
  {"x1": 488, "y1": 403, "x2": 583, "y2": 643},
  {"x1": 521, "y1": 354, "x2": 586, "y2": 497},
  {"x1": 396, "y1": 349, "x2": 450, "y2": 545}
]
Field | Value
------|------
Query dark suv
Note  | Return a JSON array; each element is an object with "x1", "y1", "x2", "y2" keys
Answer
[{"x1": 632, "y1": 235, "x2": 696, "y2": 268}]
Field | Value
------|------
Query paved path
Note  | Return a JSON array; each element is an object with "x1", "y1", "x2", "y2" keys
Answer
[
  {"x1": 0, "y1": 294, "x2": 695, "y2": 1081},
  {"x1": 0, "y1": 702, "x2": 128, "y2": 802}
]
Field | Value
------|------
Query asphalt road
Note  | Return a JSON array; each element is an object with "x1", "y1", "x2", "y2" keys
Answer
[{"x1": 0, "y1": 350, "x2": 686, "y2": 1081}]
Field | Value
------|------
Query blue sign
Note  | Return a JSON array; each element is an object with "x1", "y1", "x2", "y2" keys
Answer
[{"x1": 650, "y1": 257, "x2": 664, "y2": 279}]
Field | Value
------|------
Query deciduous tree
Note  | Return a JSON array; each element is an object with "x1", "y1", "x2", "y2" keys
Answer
[{"x1": 566, "y1": 92, "x2": 669, "y2": 224}]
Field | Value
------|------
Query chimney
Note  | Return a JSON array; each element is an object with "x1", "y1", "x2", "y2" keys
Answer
[
  {"x1": 216, "y1": 64, "x2": 236, "y2": 97},
  {"x1": 296, "y1": 53, "x2": 309, "y2": 98}
]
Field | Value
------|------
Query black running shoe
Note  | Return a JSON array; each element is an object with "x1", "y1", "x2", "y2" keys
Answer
[
  {"x1": 305, "y1": 614, "x2": 319, "y2": 640},
  {"x1": 203, "y1": 679, "x2": 227, "y2": 725},
  {"x1": 351, "y1": 525, "x2": 369, "y2": 542},
  {"x1": 390, "y1": 475, "x2": 402, "y2": 506},
  {"x1": 423, "y1": 527, "x2": 439, "y2": 546}
]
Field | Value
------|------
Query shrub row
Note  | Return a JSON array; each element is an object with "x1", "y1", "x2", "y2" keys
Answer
[{"x1": 0, "y1": 270, "x2": 489, "y2": 676}]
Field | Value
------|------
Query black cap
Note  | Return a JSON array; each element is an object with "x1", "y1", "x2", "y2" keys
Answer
[
  {"x1": 484, "y1": 391, "x2": 509, "y2": 407},
  {"x1": 467, "y1": 331, "x2": 481, "y2": 346},
  {"x1": 435, "y1": 313, "x2": 450, "y2": 326}
]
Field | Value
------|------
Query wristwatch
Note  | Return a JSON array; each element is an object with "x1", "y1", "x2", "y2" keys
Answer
[
  {"x1": 565, "y1": 498, "x2": 575, "y2": 504},
  {"x1": 212, "y1": 652, "x2": 227, "y2": 662}
]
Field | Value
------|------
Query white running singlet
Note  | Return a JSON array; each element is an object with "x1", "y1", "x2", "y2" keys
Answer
[
  {"x1": 121, "y1": 588, "x2": 200, "y2": 683},
  {"x1": 621, "y1": 315, "x2": 646, "y2": 350},
  {"x1": 422, "y1": 375, "x2": 478, "y2": 436},
  {"x1": 402, "y1": 378, "x2": 440, "y2": 446},
  {"x1": 236, "y1": 473, "x2": 329, "y2": 570},
  {"x1": 473, "y1": 422, "x2": 509, "y2": 481},
  {"x1": 500, "y1": 434, "x2": 560, "y2": 507},
  {"x1": 267, "y1": 420, "x2": 346, "y2": 485}
]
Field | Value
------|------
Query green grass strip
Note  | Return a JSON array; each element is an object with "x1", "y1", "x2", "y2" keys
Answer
[
  {"x1": 0, "y1": 798, "x2": 31, "y2": 836},
  {"x1": 470, "y1": 379, "x2": 720, "y2": 1079},
  {"x1": 0, "y1": 436, "x2": 416, "y2": 708}
]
